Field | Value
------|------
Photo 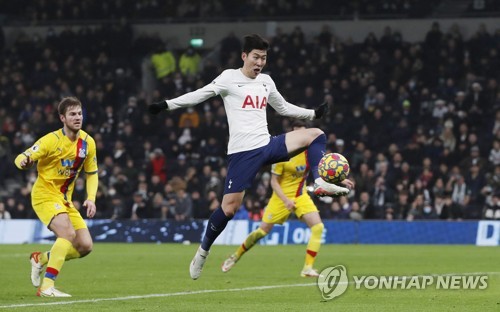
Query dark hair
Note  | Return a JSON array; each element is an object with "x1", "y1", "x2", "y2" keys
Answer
[
  {"x1": 58, "y1": 97, "x2": 82, "y2": 115},
  {"x1": 242, "y1": 34, "x2": 269, "y2": 54}
]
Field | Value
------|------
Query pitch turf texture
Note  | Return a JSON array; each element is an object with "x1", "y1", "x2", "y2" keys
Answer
[{"x1": 0, "y1": 244, "x2": 498, "y2": 311}]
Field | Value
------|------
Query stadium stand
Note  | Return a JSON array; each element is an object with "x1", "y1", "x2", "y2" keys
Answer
[{"x1": 0, "y1": 1, "x2": 499, "y2": 222}]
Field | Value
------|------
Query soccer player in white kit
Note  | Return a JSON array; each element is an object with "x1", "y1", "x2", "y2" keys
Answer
[{"x1": 148, "y1": 34, "x2": 354, "y2": 280}]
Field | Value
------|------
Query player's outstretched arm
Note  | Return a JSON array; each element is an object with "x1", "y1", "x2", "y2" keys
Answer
[
  {"x1": 148, "y1": 100, "x2": 169, "y2": 115},
  {"x1": 148, "y1": 82, "x2": 220, "y2": 115},
  {"x1": 14, "y1": 154, "x2": 34, "y2": 170},
  {"x1": 314, "y1": 102, "x2": 328, "y2": 119}
]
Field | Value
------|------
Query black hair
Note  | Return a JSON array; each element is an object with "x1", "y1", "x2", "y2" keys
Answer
[{"x1": 242, "y1": 34, "x2": 269, "y2": 54}]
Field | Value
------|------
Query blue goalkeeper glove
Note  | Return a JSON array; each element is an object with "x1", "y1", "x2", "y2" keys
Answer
[
  {"x1": 148, "y1": 100, "x2": 168, "y2": 115},
  {"x1": 314, "y1": 102, "x2": 328, "y2": 119}
]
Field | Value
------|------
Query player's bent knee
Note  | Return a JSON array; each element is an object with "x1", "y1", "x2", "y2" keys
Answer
[
  {"x1": 221, "y1": 194, "x2": 244, "y2": 217},
  {"x1": 78, "y1": 241, "x2": 93, "y2": 257},
  {"x1": 223, "y1": 209, "x2": 236, "y2": 218},
  {"x1": 311, "y1": 222, "x2": 324, "y2": 235},
  {"x1": 260, "y1": 223, "x2": 274, "y2": 233},
  {"x1": 310, "y1": 128, "x2": 325, "y2": 138},
  {"x1": 305, "y1": 128, "x2": 325, "y2": 145},
  {"x1": 59, "y1": 229, "x2": 77, "y2": 242}
]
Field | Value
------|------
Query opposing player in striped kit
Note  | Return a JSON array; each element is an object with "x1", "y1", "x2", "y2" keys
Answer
[{"x1": 15, "y1": 97, "x2": 98, "y2": 297}]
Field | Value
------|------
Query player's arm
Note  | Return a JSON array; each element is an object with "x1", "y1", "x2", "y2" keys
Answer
[
  {"x1": 149, "y1": 72, "x2": 228, "y2": 114},
  {"x1": 267, "y1": 79, "x2": 329, "y2": 120},
  {"x1": 14, "y1": 138, "x2": 48, "y2": 170},
  {"x1": 266, "y1": 80, "x2": 315, "y2": 120},
  {"x1": 149, "y1": 85, "x2": 216, "y2": 114},
  {"x1": 270, "y1": 173, "x2": 295, "y2": 212},
  {"x1": 83, "y1": 172, "x2": 98, "y2": 218},
  {"x1": 14, "y1": 153, "x2": 35, "y2": 169},
  {"x1": 83, "y1": 136, "x2": 98, "y2": 218}
]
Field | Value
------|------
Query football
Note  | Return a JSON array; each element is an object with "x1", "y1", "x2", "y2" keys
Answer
[{"x1": 318, "y1": 153, "x2": 350, "y2": 184}]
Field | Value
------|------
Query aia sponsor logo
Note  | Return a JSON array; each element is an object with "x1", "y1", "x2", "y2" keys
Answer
[{"x1": 242, "y1": 95, "x2": 267, "y2": 109}]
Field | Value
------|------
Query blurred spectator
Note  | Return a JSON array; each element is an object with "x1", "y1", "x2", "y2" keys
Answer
[
  {"x1": 464, "y1": 162, "x2": 486, "y2": 219},
  {"x1": 179, "y1": 47, "x2": 201, "y2": 77},
  {"x1": 151, "y1": 44, "x2": 176, "y2": 81},
  {"x1": 446, "y1": 173, "x2": 468, "y2": 219},
  {"x1": 129, "y1": 191, "x2": 150, "y2": 220},
  {"x1": 349, "y1": 201, "x2": 363, "y2": 220},
  {"x1": 170, "y1": 176, "x2": 193, "y2": 221},
  {"x1": 247, "y1": 198, "x2": 264, "y2": 221},
  {"x1": 148, "y1": 148, "x2": 167, "y2": 183},
  {"x1": 488, "y1": 139, "x2": 500, "y2": 166},
  {"x1": 368, "y1": 176, "x2": 395, "y2": 219},
  {"x1": 219, "y1": 32, "x2": 241, "y2": 67},
  {"x1": 460, "y1": 145, "x2": 487, "y2": 172},
  {"x1": 0, "y1": 202, "x2": 12, "y2": 219},
  {"x1": 483, "y1": 191, "x2": 500, "y2": 220},
  {"x1": 179, "y1": 108, "x2": 200, "y2": 129}
]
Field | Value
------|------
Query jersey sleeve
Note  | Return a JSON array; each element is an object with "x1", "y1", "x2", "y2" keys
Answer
[
  {"x1": 14, "y1": 133, "x2": 51, "y2": 169},
  {"x1": 271, "y1": 162, "x2": 284, "y2": 176},
  {"x1": 267, "y1": 78, "x2": 315, "y2": 120},
  {"x1": 166, "y1": 71, "x2": 230, "y2": 110}
]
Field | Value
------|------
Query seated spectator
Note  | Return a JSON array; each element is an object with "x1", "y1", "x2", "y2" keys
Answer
[
  {"x1": 0, "y1": 202, "x2": 12, "y2": 219},
  {"x1": 170, "y1": 176, "x2": 193, "y2": 221},
  {"x1": 349, "y1": 201, "x2": 363, "y2": 220},
  {"x1": 483, "y1": 191, "x2": 500, "y2": 220},
  {"x1": 130, "y1": 191, "x2": 150, "y2": 220}
]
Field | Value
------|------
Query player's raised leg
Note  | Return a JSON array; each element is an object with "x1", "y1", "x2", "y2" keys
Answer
[
  {"x1": 300, "y1": 212, "x2": 324, "y2": 277},
  {"x1": 222, "y1": 223, "x2": 271, "y2": 272},
  {"x1": 284, "y1": 129, "x2": 350, "y2": 197}
]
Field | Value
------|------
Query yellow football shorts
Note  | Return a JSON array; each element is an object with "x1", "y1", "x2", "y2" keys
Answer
[
  {"x1": 262, "y1": 193, "x2": 318, "y2": 224},
  {"x1": 33, "y1": 200, "x2": 88, "y2": 230}
]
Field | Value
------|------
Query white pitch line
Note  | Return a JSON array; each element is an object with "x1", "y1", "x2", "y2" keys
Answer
[
  {"x1": 0, "y1": 283, "x2": 316, "y2": 309},
  {"x1": 1, "y1": 271, "x2": 498, "y2": 309}
]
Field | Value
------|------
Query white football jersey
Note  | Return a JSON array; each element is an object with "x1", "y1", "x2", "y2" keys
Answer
[{"x1": 166, "y1": 69, "x2": 315, "y2": 154}]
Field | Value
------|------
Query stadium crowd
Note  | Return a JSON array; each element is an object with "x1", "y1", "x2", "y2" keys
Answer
[
  {"x1": 1, "y1": 0, "x2": 440, "y2": 23},
  {"x1": 0, "y1": 19, "x2": 499, "y2": 222}
]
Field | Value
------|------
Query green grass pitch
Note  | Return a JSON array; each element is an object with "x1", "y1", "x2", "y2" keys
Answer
[{"x1": 0, "y1": 243, "x2": 498, "y2": 311}]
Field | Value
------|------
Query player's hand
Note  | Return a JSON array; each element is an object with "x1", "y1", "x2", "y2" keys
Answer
[
  {"x1": 340, "y1": 179, "x2": 355, "y2": 190},
  {"x1": 284, "y1": 198, "x2": 296, "y2": 212},
  {"x1": 148, "y1": 100, "x2": 168, "y2": 115},
  {"x1": 314, "y1": 102, "x2": 328, "y2": 119},
  {"x1": 20, "y1": 155, "x2": 34, "y2": 169},
  {"x1": 83, "y1": 200, "x2": 96, "y2": 218}
]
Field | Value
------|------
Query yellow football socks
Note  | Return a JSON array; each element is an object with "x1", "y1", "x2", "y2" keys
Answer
[
  {"x1": 40, "y1": 238, "x2": 72, "y2": 290},
  {"x1": 235, "y1": 228, "x2": 267, "y2": 259},
  {"x1": 304, "y1": 223, "x2": 324, "y2": 268},
  {"x1": 66, "y1": 245, "x2": 81, "y2": 260},
  {"x1": 40, "y1": 252, "x2": 49, "y2": 266},
  {"x1": 39, "y1": 244, "x2": 80, "y2": 265}
]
